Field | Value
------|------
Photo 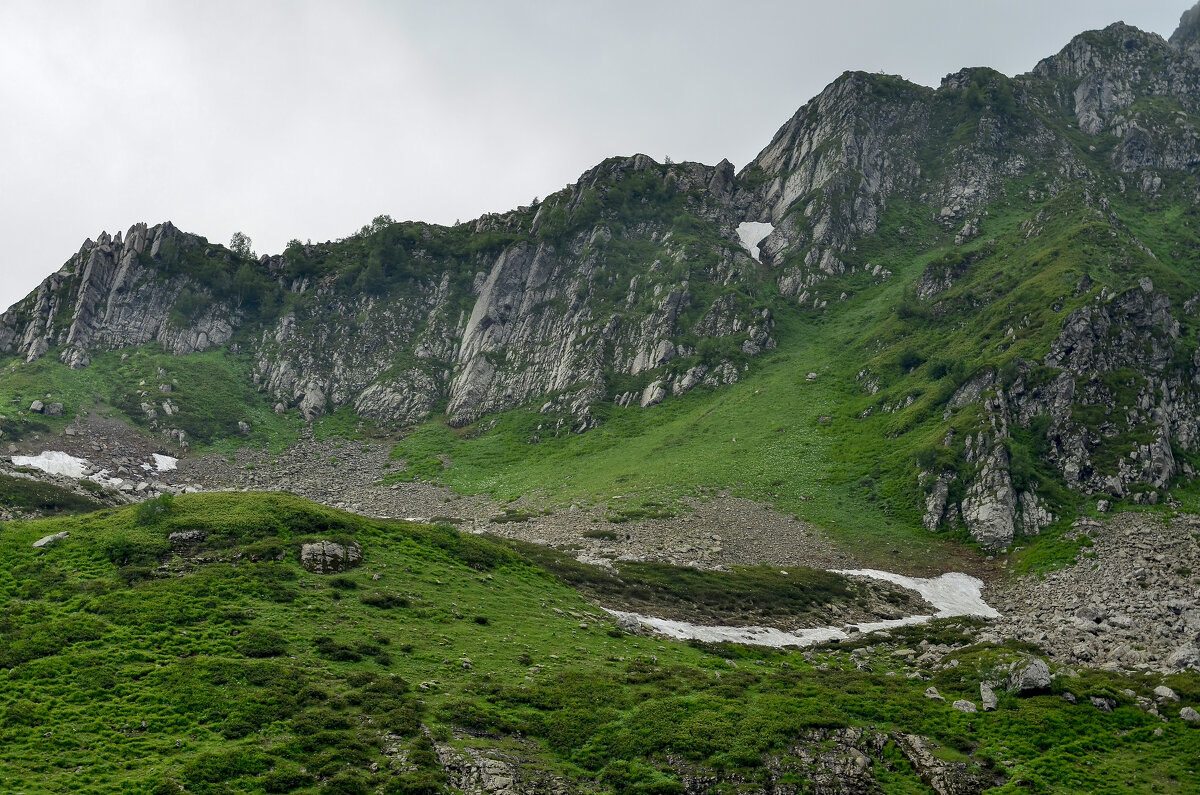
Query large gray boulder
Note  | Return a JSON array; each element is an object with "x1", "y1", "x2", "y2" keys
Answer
[
  {"x1": 300, "y1": 540, "x2": 363, "y2": 574},
  {"x1": 32, "y1": 531, "x2": 69, "y2": 548},
  {"x1": 1008, "y1": 657, "x2": 1052, "y2": 694},
  {"x1": 1166, "y1": 644, "x2": 1200, "y2": 672},
  {"x1": 980, "y1": 683, "x2": 998, "y2": 711}
]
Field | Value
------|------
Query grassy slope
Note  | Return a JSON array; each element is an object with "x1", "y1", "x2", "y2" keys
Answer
[
  {"x1": 0, "y1": 493, "x2": 1196, "y2": 793},
  {"x1": 383, "y1": 164, "x2": 1200, "y2": 573}
]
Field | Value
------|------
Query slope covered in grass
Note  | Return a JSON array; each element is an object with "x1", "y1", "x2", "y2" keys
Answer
[{"x1": 1, "y1": 493, "x2": 1196, "y2": 793}]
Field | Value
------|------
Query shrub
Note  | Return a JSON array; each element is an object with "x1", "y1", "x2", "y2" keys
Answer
[
  {"x1": 361, "y1": 593, "x2": 409, "y2": 609},
  {"x1": 236, "y1": 627, "x2": 288, "y2": 658},
  {"x1": 135, "y1": 493, "x2": 175, "y2": 526}
]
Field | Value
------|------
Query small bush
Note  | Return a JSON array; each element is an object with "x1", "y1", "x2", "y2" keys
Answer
[
  {"x1": 134, "y1": 493, "x2": 175, "y2": 526},
  {"x1": 361, "y1": 592, "x2": 409, "y2": 609},
  {"x1": 237, "y1": 627, "x2": 288, "y2": 658}
]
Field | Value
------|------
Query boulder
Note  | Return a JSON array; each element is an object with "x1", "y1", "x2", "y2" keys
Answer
[
  {"x1": 980, "y1": 683, "x2": 998, "y2": 711},
  {"x1": 45, "y1": 402, "x2": 64, "y2": 417},
  {"x1": 615, "y1": 614, "x2": 642, "y2": 635},
  {"x1": 1008, "y1": 657, "x2": 1052, "y2": 694},
  {"x1": 1154, "y1": 685, "x2": 1180, "y2": 703},
  {"x1": 1166, "y1": 644, "x2": 1200, "y2": 671},
  {"x1": 1090, "y1": 696, "x2": 1116, "y2": 713},
  {"x1": 29, "y1": 400, "x2": 44, "y2": 413},
  {"x1": 639, "y1": 381, "x2": 666, "y2": 408},
  {"x1": 32, "y1": 531, "x2": 69, "y2": 548},
  {"x1": 952, "y1": 700, "x2": 977, "y2": 713},
  {"x1": 924, "y1": 686, "x2": 945, "y2": 702},
  {"x1": 1181, "y1": 706, "x2": 1200, "y2": 724},
  {"x1": 300, "y1": 540, "x2": 363, "y2": 574}
]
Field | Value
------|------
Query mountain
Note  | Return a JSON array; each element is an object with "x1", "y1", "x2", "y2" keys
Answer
[
  {"x1": 7, "y1": 9, "x2": 1200, "y2": 558},
  {"x1": 6, "y1": 6, "x2": 1200, "y2": 794}
]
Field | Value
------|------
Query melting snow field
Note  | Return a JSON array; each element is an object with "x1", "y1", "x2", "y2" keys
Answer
[
  {"x1": 735, "y1": 221, "x2": 775, "y2": 262},
  {"x1": 607, "y1": 569, "x2": 997, "y2": 648},
  {"x1": 11, "y1": 450, "x2": 181, "y2": 486},
  {"x1": 153, "y1": 454, "x2": 178, "y2": 472},
  {"x1": 11, "y1": 451, "x2": 92, "y2": 479}
]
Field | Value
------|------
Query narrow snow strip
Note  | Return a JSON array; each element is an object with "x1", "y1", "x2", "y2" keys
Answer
[
  {"x1": 736, "y1": 221, "x2": 775, "y2": 262},
  {"x1": 605, "y1": 609, "x2": 847, "y2": 648},
  {"x1": 606, "y1": 569, "x2": 998, "y2": 648},
  {"x1": 153, "y1": 454, "x2": 178, "y2": 472},
  {"x1": 11, "y1": 451, "x2": 92, "y2": 479}
]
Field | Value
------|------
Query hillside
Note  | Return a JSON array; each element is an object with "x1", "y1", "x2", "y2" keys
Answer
[
  {"x1": 2, "y1": 493, "x2": 1198, "y2": 793},
  {"x1": 5, "y1": 5, "x2": 1200, "y2": 794}
]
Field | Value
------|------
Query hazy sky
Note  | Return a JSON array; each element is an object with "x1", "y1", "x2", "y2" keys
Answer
[{"x1": 0, "y1": 1, "x2": 1188, "y2": 312}]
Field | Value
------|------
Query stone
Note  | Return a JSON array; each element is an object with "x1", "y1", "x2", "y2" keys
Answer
[
  {"x1": 237, "y1": 421, "x2": 251, "y2": 434},
  {"x1": 1096, "y1": 499, "x2": 1111, "y2": 513},
  {"x1": 299, "y1": 384, "x2": 327, "y2": 421},
  {"x1": 924, "y1": 686, "x2": 945, "y2": 702},
  {"x1": 1154, "y1": 685, "x2": 1179, "y2": 703},
  {"x1": 1180, "y1": 706, "x2": 1200, "y2": 723},
  {"x1": 952, "y1": 700, "x2": 977, "y2": 713},
  {"x1": 980, "y1": 683, "x2": 998, "y2": 711},
  {"x1": 1090, "y1": 696, "x2": 1116, "y2": 713},
  {"x1": 615, "y1": 614, "x2": 642, "y2": 635},
  {"x1": 32, "y1": 532, "x2": 69, "y2": 548},
  {"x1": 45, "y1": 402, "x2": 64, "y2": 417},
  {"x1": 1062, "y1": 692, "x2": 1077, "y2": 705},
  {"x1": 639, "y1": 381, "x2": 666, "y2": 408},
  {"x1": 29, "y1": 400, "x2": 44, "y2": 413},
  {"x1": 1008, "y1": 657, "x2": 1052, "y2": 694},
  {"x1": 300, "y1": 540, "x2": 363, "y2": 574},
  {"x1": 1166, "y1": 643, "x2": 1200, "y2": 672},
  {"x1": 168, "y1": 530, "x2": 207, "y2": 546}
]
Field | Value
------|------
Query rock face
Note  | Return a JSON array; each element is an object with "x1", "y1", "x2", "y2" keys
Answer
[
  {"x1": 0, "y1": 223, "x2": 239, "y2": 370},
  {"x1": 433, "y1": 726, "x2": 996, "y2": 794},
  {"x1": 299, "y1": 540, "x2": 363, "y2": 574}
]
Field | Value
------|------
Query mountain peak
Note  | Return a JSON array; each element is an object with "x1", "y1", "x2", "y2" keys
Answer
[{"x1": 1170, "y1": 1, "x2": 1200, "y2": 51}]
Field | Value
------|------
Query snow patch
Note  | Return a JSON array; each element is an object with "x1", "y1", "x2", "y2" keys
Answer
[
  {"x1": 153, "y1": 454, "x2": 178, "y2": 472},
  {"x1": 605, "y1": 610, "x2": 847, "y2": 648},
  {"x1": 736, "y1": 221, "x2": 775, "y2": 262},
  {"x1": 11, "y1": 451, "x2": 92, "y2": 479},
  {"x1": 607, "y1": 569, "x2": 997, "y2": 648},
  {"x1": 834, "y1": 569, "x2": 998, "y2": 620}
]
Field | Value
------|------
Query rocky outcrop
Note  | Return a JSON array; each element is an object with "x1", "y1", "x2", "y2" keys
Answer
[
  {"x1": 925, "y1": 279, "x2": 1200, "y2": 546},
  {"x1": 0, "y1": 223, "x2": 241, "y2": 369},
  {"x1": 299, "y1": 540, "x2": 363, "y2": 574}
]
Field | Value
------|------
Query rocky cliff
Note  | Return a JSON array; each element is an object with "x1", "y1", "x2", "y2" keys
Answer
[{"x1": 8, "y1": 7, "x2": 1200, "y2": 547}]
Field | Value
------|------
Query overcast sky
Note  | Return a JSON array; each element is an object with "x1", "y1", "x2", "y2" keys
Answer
[{"x1": 0, "y1": 1, "x2": 1188, "y2": 311}]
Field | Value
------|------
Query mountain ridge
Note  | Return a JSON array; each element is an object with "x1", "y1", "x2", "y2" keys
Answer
[{"x1": 6, "y1": 9, "x2": 1200, "y2": 552}]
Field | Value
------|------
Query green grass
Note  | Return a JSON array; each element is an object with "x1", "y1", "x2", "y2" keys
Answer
[
  {"x1": 2, "y1": 492, "x2": 1197, "y2": 792},
  {"x1": 0, "y1": 473, "x2": 106, "y2": 516},
  {"x1": 0, "y1": 346, "x2": 300, "y2": 453},
  {"x1": 500, "y1": 538, "x2": 923, "y2": 625}
]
